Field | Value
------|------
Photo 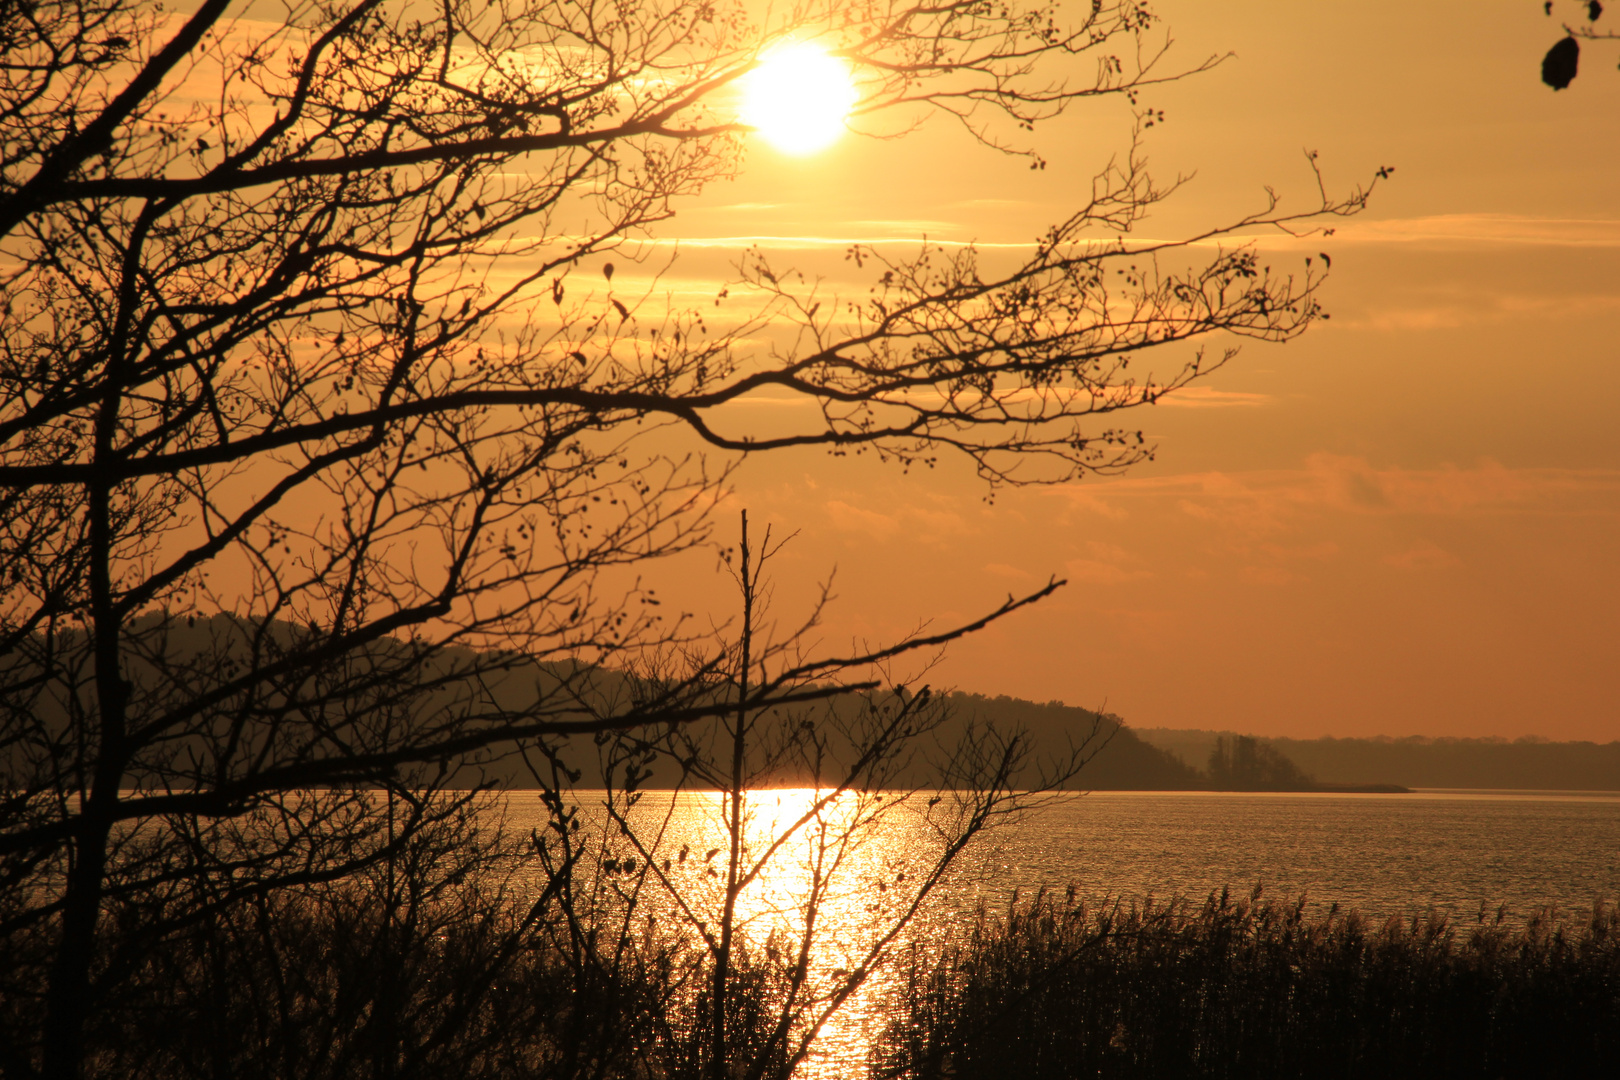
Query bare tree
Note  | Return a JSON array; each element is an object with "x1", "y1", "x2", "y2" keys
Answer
[
  {"x1": 530, "y1": 512, "x2": 1098, "y2": 1080},
  {"x1": 0, "y1": 2, "x2": 1382, "y2": 1078}
]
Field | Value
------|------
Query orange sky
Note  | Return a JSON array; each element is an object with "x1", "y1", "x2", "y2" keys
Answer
[{"x1": 624, "y1": 1, "x2": 1620, "y2": 742}]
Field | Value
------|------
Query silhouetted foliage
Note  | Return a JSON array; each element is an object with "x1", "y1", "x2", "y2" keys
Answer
[
  {"x1": 1140, "y1": 728, "x2": 1620, "y2": 791},
  {"x1": 876, "y1": 888, "x2": 1620, "y2": 1079},
  {"x1": 1543, "y1": 35, "x2": 1582, "y2": 88},
  {"x1": 1206, "y1": 734, "x2": 1315, "y2": 791},
  {"x1": 1541, "y1": 1, "x2": 1616, "y2": 88},
  {"x1": 930, "y1": 697, "x2": 1203, "y2": 790},
  {"x1": 535, "y1": 514, "x2": 1103, "y2": 1080},
  {"x1": 2, "y1": 1, "x2": 1385, "y2": 1077},
  {"x1": 0, "y1": 789, "x2": 794, "y2": 1080}
]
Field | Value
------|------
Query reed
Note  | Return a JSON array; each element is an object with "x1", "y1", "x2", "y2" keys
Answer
[
  {"x1": 0, "y1": 802, "x2": 759, "y2": 1080},
  {"x1": 12, "y1": 836, "x2": 1616, "y2": 1080},
  {"x1": 872, "y1": 888, "x2": 1620, "y2": 1079}
]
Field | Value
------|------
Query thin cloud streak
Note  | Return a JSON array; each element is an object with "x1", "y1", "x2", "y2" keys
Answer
[
  {"x1": 641, "y1": 214, "x2": 1620, "y2": 260},
  {"x1": 1048, "y1": 457, "x2": 1620, "y2": 523}
]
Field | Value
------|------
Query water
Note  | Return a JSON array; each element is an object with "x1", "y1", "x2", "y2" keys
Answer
[
  {"x1": 499, "y1": 788, "x2": 1620, "y2": 1076},
  {"x1": 949, "y1": 789, "x2": 1620, "y2": 923}
]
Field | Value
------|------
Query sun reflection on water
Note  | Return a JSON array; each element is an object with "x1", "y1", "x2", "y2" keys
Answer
[
  {"x1": 513, "y1": 787, "x2": 964, "y2": 1078},
  {"x1": 629, "y1": 788, "x2": 950, "y2": 1077}
]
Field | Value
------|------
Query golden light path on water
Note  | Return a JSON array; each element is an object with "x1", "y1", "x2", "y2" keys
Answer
[{"x1": 502, "y1": 787, "x2": 977, "y2": 1079}]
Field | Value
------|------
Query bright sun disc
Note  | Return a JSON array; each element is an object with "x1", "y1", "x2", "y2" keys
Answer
[{"x1": 740, "y1": 43, "x2": 857, "y2": 156}]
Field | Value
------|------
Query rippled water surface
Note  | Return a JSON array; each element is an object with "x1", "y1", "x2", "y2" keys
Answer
[
  {"x1": 949, "y1": 789, "x2": 1620, "y2": 921},
  {"x1": 500, "y1": 788, "x2": 1620, "y2": 1076}
]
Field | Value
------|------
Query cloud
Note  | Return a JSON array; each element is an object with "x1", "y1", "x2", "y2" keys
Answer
[
  {"x1": 1154, "y1": 386, "x2": 1273, "y2": 409},
  {"x1": 1046, "y1": 457, "x2": 1620, "y2": 534},
  {"x1": 1340, "y1": 288, "x2": 1620, "y2": 334},
  {"x1": 640, "y1": 234, "x2": 1032, "y2": 251},
  {"x1": 1303, "y1": 455, "x2": 1545, "y2": 515},
  {"x1": 1383, "y1": 542, "x2": 1460, "y2": 571},
  {"x1": 1321, "y1": 214, "x2": 1620, "y2": 249},
  {"x1": 1240, "y1": 566, "x2": 1300, "y2": 586},
  {"x1": 820, "y1": 495, "x2": 969, "y2": 546},
  {"x1": 1063, "y1": 541, "x2": 1153, "y2": 585},
  {"x1": 1066, "y1": 559, "x2": 1153, "y2": 585},
  {"x1": 1049, "y1": 486, "x2": 1133, "y2": 521},
  {"x1": 1260, "y1": 541, "x2": 1340, "y2": 561},
  {"x1": 982, "y1": 562, "x2": 1036, "y2": 582},
  {"x1": 823, "y1": 499, "x2": 900, "y2": 541},
  {"x1": 841, "y1": 218, "x2": 961, "y2": 235},
  {"x1": 1215, "y1": 215, "x2": 1620, "y2": 253},
  {"x1": 944, "y1": 198, "x2": 1031, "y2": 210},
  {"x1": 702, "y1": 202, "x2": 786, "y2": 213}
]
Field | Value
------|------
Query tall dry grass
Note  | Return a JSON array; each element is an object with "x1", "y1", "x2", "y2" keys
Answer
[{"x1": 873, "y1": 888, "x2": 1620, "y2": 1079}]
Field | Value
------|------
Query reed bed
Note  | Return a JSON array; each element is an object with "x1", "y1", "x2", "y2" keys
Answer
[
  {"x1": 13, "y1": 861, "x2": 1617, "y2": 1078},
  {"x1": 872, "y1": 888, "x2": 1620, "y2": 1079}
]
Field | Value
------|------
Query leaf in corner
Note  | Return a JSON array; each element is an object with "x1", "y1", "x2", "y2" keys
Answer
[{"x1": 1542, "y1": 37, "x2": 1579, "y2": 90}]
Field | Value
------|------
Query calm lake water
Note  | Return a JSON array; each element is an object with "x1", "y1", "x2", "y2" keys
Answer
[
  {"x1": 508, "y1": 788, "x2": 1620, "y2": 922},
  {"x1": 500, "y1": 788, "x2": 1620, "y2": 1077},
  {"x1": 945, "y1": 789, "x2": 1620, "y2": 922}
]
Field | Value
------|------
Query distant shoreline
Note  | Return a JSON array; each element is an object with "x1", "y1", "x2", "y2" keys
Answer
[{"x1": 1135, "y1": 726, "x2": 1620, "y2": 792}]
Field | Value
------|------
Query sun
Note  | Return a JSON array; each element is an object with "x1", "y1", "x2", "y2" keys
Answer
[{"x1": 739, "y1": 42, "x2": 857, "y2": 156}]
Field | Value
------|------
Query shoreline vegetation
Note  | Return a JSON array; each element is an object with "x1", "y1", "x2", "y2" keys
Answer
[
  {"x1": 1138, "y1": 726, "x2": 1620, "y2": 793},
  {"x1": 31, "y1": 616, "x2": 1613, "y2": 795},
  {"x1": 876, "y1": 887, "x2": 1620, "y2": 1079},
  {"x1": 458, "y1": 672, "x2": 1614, "y2": 794},
  {"x1": 12, "y1": 825, "x2": 1614, "y2": 1080}
]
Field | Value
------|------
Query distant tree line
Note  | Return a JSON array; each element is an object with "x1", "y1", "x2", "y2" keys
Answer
[
  {"x1": 1138, "y1": 728, "x2": 1620, "y2": 791},
  {"x1": 1204, "y1": 735, "x2": 1315, "y2": 791}
]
